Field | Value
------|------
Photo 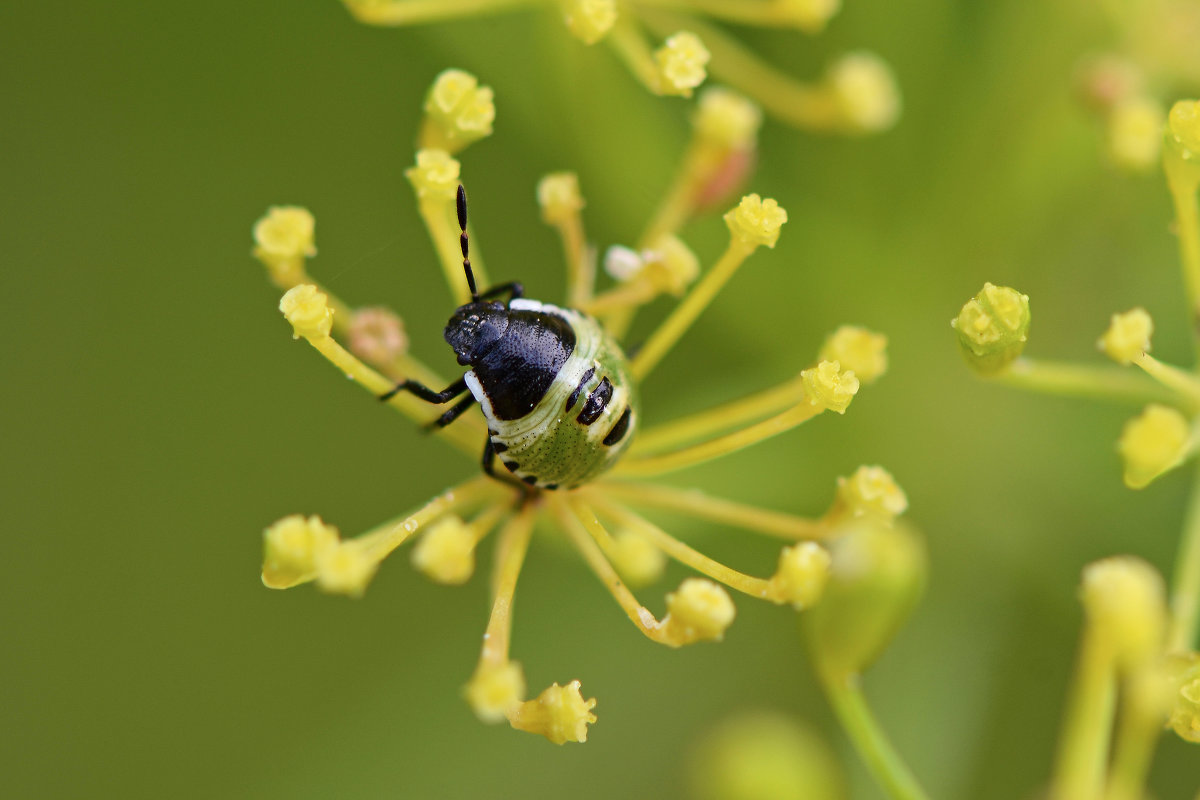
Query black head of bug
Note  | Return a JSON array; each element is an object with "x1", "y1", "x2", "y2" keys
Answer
[{"x1": 444, "y1": 301, "x2": 509, "y2": 366}]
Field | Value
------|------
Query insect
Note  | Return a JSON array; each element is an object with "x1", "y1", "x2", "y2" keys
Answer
[{"x1": 381, "y1": 185, "x2": 638, "y2": 490}]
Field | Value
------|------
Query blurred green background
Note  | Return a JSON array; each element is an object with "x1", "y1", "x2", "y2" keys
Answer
[{"x1": 4, "y1": 1, "x2": 1197, "y2": 797}]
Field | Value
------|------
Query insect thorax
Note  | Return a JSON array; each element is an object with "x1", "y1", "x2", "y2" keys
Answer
[{"x1": 463, "y1": 299, "x2": 637, "y2": 489}]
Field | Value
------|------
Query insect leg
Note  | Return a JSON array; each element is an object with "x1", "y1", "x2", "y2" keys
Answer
[
  {"x1": 379, "y1": 375, "x2": 468, "y2": 403},
  {"x1": 477, "y1": 282, "x2": 524, "y2": 303},
  {"x1": 426, "y1": 393, "x2": 476, "y2": 430},
  {"x1": 481, "y1": 437, "x2": 496, "y2": 477}
]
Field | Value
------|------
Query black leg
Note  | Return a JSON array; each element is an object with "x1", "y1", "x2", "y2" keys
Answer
[
  {"x1": 481, "y1": 437, "x2": 496, "y2": 477},
  {"x1": 478, "y1": 282, "x2": 524, "y2": 303},
  {"x1": 426, "y1": 394, "x2": 476, "y2": 430},
  {"x1": 379, "y1": 375, "x2": 467, "y2": 403}
]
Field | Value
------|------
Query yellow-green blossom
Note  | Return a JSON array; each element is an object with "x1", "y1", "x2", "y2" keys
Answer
[
  {"x1": 819, "y1": 326, "x2": 888, "y2": 384},
  {"x1": 655, "y1": 32, "x2": 710, "y2": 97},
  {"x1": 662, "y1": 578, "x2": 736, "y2": 645},
  {"x1": 1118, "y1": 404, "x2": 1191, "y2": 489},
  {"x1": 279, "y1": 284, "x2": 334, "y2": 341},
  {"x1": 421, "y1": 69, "x2": 495, "y2": 153},
  {"x1": 253, "y1": 206, "x2": 316, "y2": 288},
  {"x1": 563, "y1": 0, "x2": 616, "y2": 45},
  {"x1": 346, "y1": 307, "x2": 408, "y2": 367},
  {"x1": 801, "y1": 360, "x2": 859, "y2": 414},
  {"x1": 724, "y1": 193, "x2": 787, "y2": 249},
  {"x1": 952, "y1": 282, "x2": 1031, "y2": 375},
  {"x1": 1098, "y1": 308, "x2": 1154, "y2": 364},
  {"x1": 411, "y1": 515, "x2": 475, "y2": 585},
  {"x1": 537, "y1": 172, "x2": 585, "y2": 224},
  {"x1": 825, "y1": 52, "x2": 901, "y2": 135},
  {"x1": 1167, "y1": 652, "x2": 1200, "y2": 743},
  {"x1": 508, "y1": 681, "x2": 598, "y2": 745},
  {"x1": 1080, "y1": 556, "x2": 1166, "y2": 669},
  {"x1": 405, "y1": 148, "x2": 460, "y2": 199},
  {"x1": 767, "y1": 542, "x2": 831, "y2": 610},
  {"x1": 1106, "y1": 97, "x2": 1164, "y2": 172},
  {"x1": 464, "y1": 660, "x2": 526, "y2": 724},
  {"x1": 314, "y1": 541, "x2": 378, "y2": 598},
  {"x1": 694, "y1": 86, "x2": 762, "y2": 151},
  {"x1": 262, "y1": 514, "x2": 338, "y2": 590},
  {"x1": 836, "y1": 465, "x2": 908, "y2": 521}
]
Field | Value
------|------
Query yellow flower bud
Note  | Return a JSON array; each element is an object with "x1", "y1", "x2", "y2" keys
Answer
[
  {"x1": 537, "y1": 172, "x2": 585, "y2": 225},
  {"x1": 405, "y1": 148, "x2": 460, "y2": 200},
  {"x1": 1075, "y1": 55, "x2": 1142, "y2": 114},
  {"x1": 693, "y1": 87, "x2": 762, "y2": 151},
  {"x1": 1106, "y1": 97, "x2": 1164, "y2": 172},
  {"x1": 778, "y1": 0, "x2": 842, "y2": 34},
  {"x1": 1098, "y1": 307, "x2": 1153, "y2": 365},
  {"x1": 262, "y1": 514, "x2": 339, "y2": 589},
  {"x1": 819, "y1": 326, "x2": 888, "y2": 384},
  {"x1": 464, "y1": 660, "x2": 526, "y2": 723},
  {"x1": 836, "y1": 465, "x2": 908, "y2": 521},
  {"x1": 1080, "y1": 556, "x2": 1166, "y2": 670},
  {"x1": 688, "y1": 712, "x2": 847, "y2": 800},
  {"x1": 1168, "y1": 99, "x2": 1200, "y2": 158},
  {"x1": 422, "y1": 69, "x2": 495, "y2": 154},
  {"x1": 253, "y1": 206, "x2": 317, "y2": 286},
  {"x1": 610, "y1": 529, "x2": 667, "y2": 587},
  {"x1": 645, "y1": 236, "x2": 700, "y2": 296},
  {"x1": 410, "y1": 515, "x2": 476, "y2": 585},
  {"x1": 951, "y1": 282, "x2": 1031, "y2": 375},
  {"x1": 768, "y1": 542, "x2": 831, "y2": 610},
  {"x1": 825, "y1": 52, "x2": 901, "y2": 134},
  {"x1": 563, "y1": 0, "x2": 616, "y2": 45},
  {"x1": 508, "y1": 680, "x2": 598, "y2": 744},
  {"x1": 1167, "y1": 652, "x2": 1200, "y2": 743},
  {"x1": 662, "y1": 578, "x2": 736, "y2": 645},
  {"x1": 801, "y1": 360, "x2": 859, "y2": 414},
  {"x1": 1118, "y1": 404, "x2": 1191, "y2": 489},
  {"x1": 724, "y1": 193, "x2": 787, "y2": 250},
  {"x1": 655, "y1": 32, "x2": 710, "y2": 98},
  {"x1": 279, "y1": 284, "x2": 334, "y2": 341},
  {"x1": 801, "y1": 519, "x2": 926, "y2": 678},
  {"x1": 346, "y1": 307, "x2": 408, "y2": 367},
  {"x1": 314, "y1": 542, "x2": 378, "y2": 598}
]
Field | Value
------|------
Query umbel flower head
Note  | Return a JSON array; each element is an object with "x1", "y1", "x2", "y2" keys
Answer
[
  {"x1": 339, "y1": 0, "x2": 900, "y2": 136},
  {"x1": 253, "y1": 69, "x2": 902, "y2": 743}
]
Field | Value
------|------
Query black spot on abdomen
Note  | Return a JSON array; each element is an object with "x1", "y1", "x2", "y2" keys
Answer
[
  {"x1": 602, "y1": 407, "x2": 631, "y2": 446},
  {"x1": 577, "y1": 377, "x2": 613, "y2": 426},
  {"x1": 565, "y1": 366, "x2": 595, "y2": 411}
]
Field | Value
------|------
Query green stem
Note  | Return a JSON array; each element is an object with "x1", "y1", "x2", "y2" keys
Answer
[
  {"x1": 1050, "y1": 626, "x2": 1117, "y2": 800},
  {"x1": 818, "y1": 670, "x2": 932, "y2": 800},
  {"x1": 1166, "y1": 178, "x2": 1200, "y2": 326},
  {"x1": 993, "y1": 358, "x2": 1192, "y2": 410},
  {"x1": 1168, "y1": 464, "x2": 1200, "y2": 652}
]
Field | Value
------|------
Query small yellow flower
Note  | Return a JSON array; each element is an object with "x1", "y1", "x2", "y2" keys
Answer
[
  {"x1": 253, "y1": 206, "x2": 316, "y2": 288},
  {"x1": 537, "y1": 172, "x2": 585, "y2": 225},
  {"x1": 693, "y1": 87, "x2": 762, "y2": 152},
  {"x1": 507, "y1": 680, "x2": 598, "y2": 744},
  {"x1": 768, "y1": 542, "x2": 831, "y2": 610},
  {"x1": 262, "y1": 514, "x2": 339, "y2": 590},
  {"x1": 825, "y1": 52, "x2": 901, "y2": 134},
  {"x1": 1106, "y1": 97, "x2": 1164, "y2": 172},
  {"x1": 1118, "y1": 404, "x2": 1191, "y2": 489},
  {"x1": 314, "y1": 541, "x2": 378, "y2": 598},
  {"x1": 610, "y1": 529, "x2": 667, "y2": 587},
  {"x1": 1098, "y1": 307, "x2": 1154, "y2": 365},
  {"x1": 279, "y1": 284, "x2": 334, "y2": 341},
  {"x1": 644, "y1": 236, "x2": 701, "y2": 296},
  {"x1": 662, "y1": 578, "x2": 736, "y2": 645},
  {"x1": 724, "y1": 194, "x2": 787, "y2": 249},
  {"x1": 778, "y1": 0, "x2": 842, "y2": 34},
  {"x1": 1167, "y1": 652, "x2": 1200, "y2": 743},
  {"x1": 655, "y1": 32, "x2": 710, "y2": 98},
  {"x1": 422, "y1": 69, "x2": 495, "y2": 153},
  {"x1": 405, "y1": 148, "x2": 460, "y2": 200},
  {"x1": 346, "y1": 307, "x2": 408, "y2": 367},
  {"x1": 563, "y1": 0, "x2": 616, "y2": 45},
  {"x1": 1080, "y1": 556, "x2": 1166, "y2": 669},
  {"x1": 819, "y1": 326, "x2": 888, "y2": 384},
  {"x1": 802, "y1": 519, "x2": 927, "y2": 678},
  {"x1": 410, "y1": 515, "x2": 476, "y2": 585},
  {"x1": 801, "y1": 360, "x2": 859, "y2": 414},
  {"x1": 1168, "y1": 99, "x2": 1200, "y2": 158},
  {"x1": 464, "y1": 660, "x2": 526, "y2": 724},
  {"x1": 688, "y1": 712, "x2": 847, "y2": 800},
  {"x1": 951, "y1": 282, "x2": 1031, "y2": 375},
  {"x1": 836, "y1": 465, "x2": 908, "y2": 521}
]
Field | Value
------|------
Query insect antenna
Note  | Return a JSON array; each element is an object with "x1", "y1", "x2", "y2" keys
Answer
[{"x1": 457, "y1": 184, "x2": 479, "y2": 302}]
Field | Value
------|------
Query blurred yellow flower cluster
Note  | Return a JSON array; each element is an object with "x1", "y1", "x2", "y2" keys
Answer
[{"x1": 339, "y1": 0, "x2": 899, "y2": 135}]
